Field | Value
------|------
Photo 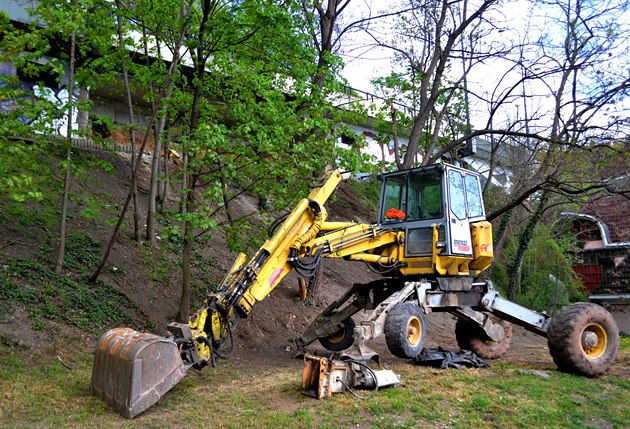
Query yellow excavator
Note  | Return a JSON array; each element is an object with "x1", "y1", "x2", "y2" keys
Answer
[{"x1": 91, "y1": 164, "x2": 620, "y2": 418}]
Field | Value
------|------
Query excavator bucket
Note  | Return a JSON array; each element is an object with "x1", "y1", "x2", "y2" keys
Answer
[{"x1": 90, "y1": 328, "x2": 190, "y2": 418}]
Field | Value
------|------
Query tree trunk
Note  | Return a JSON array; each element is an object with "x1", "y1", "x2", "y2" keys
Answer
[
  {"x1": 115, "y1": 0, "x2": 140, "y2": 242},
  {"x1": 159, "y1": 139, "x2": 170, "y2": 212},
  {"x1": 131, "y1": 145, "x2": 140, "y2": 242},
  {"x1": 492, "y1": 209, "x2": 513, "y2": 261},
  {"x1": 145, "y1": 24, "x2": 162, "y2": 229},
  {"x1": 507, "y1": 188, "x2": 550, "y2": 300},
  {"x1": 179, "y1": 150, "x2": 188, "y2": 214},
  {"x1": 178, "y1": 175, "x2": 196, "y2": 321},
  {"x1": 90, "y1": 9, "x2": 190, "y2": 282},
  {"x1": 177, "y1": 2, "x2": 208, "y2": 317},
  {"x1": 179, "y1": 222, "x2": 194, "y2": 322},
  {"x1": 391, "y1": 106, "x2": 403, "y2": 170},
  {"x1": 219, "y1": 166, "x2": 233, "y2": 224},
  {"x1": 77, "y1": 85, "x2": 89, "y2": 132},
  {"x1": 55, "y1": 146, "x2": 73, "y2": 274},
  {"x1": 55, "y1": 30, "x2": 76, "y2": 274},
  {"x1": 147, "y1": 115, "x2": 166, "y2": 246}
]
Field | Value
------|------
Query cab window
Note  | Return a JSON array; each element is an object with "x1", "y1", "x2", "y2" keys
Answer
[
  {"x1": 408, "y1": 170, "x2": 443, "y2": 220},
  {"x1": 465, "y1": 175, "x2": 484, "y2": 218},
  {"x1": 448, "y1": 170, "x2": 466, "y2": 220},
  {"x1": 382, "y1": 175, "x2": 407, "y2": 221}
]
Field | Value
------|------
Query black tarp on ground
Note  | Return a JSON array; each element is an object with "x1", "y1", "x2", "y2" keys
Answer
[{"x1": 411, "y1": 347, "x2": 490, "y2": 369}]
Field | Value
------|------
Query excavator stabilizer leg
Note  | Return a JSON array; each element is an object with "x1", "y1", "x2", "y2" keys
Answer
[{"x1": 90, "y1": 328, "x2": 190, "y2": 418}]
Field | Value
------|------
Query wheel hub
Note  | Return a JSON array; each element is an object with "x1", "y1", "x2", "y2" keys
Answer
[
  {"x1": 580, "y1": 322, "x2": 607, "y2": 359},
  {"x1": 327, "y1": 330, "x2": 345, "y2": 344},
  {"x1": 582, "y1": 331, "x2": 598, "y2": 349},
  {"x1": 406, "y1": 317, "x2": 422, "y2": 347}
]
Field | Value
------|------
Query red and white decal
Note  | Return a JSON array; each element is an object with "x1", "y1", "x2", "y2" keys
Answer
[{"x1": 268, "y1": 268, "x2": 284, "y2": 288}]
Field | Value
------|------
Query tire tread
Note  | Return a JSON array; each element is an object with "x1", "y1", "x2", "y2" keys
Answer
[
  {"x1": 547, "y1": 303, "x2": 619, "y2": 377},
  {"x1": 384, "y1": 302, "x2": 426, "y2": 358},
  {"x1": 455, "y1": 318, "x2": 512, "y2": 359}
]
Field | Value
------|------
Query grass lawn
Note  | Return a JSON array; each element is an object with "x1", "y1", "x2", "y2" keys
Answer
[{"x1": 1, "y1": 337, "x2": 628, "y2": 428}]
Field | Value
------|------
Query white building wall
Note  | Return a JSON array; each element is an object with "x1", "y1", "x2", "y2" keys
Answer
[{"x1": 342, "y1": 122, "x2": 410, "y2": 170}]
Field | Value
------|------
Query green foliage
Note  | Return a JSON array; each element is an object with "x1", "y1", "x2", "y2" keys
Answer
[
  {"x1": 0, "y1": 255, "x2": 153, "y2": 336},
  {"x1": 224, "y1": 220, "x2": 264, "y2": 255},
  {"x1": 0, "y1": 198, "x2": 58, "y2": 235},
  {"x1": 160, "y1": 0, "x2": 352, "y2": 289},
  {"x1": 189, "y1": 249, "x2": 220, "y2": 306},
  {"x1": 491, "y1": 225, "x2": 586, "y2": 312},
  {"x1": 0, "y1": 137, "x2": 52, "y2": 204},
  {"x1": 0, "y1": 353, "x2": 24, "y2": 381},
  {"x1": 334, "y1": 123, "x2": 378, "y2": 173},
  {"x1": 141, "y1": 244, "x2": 175, "y2": 284},
  {"x1": 78, "y1": 196, "x2": 100, "y2": 219},
  {"x1": 518, "y1": 244, "x2": 585, "y2": 311},
  {"x1": 482, "y1": 182, "x2": 511, "y2": 215},
  {"x1": 0, "y1": 0, "x2": 125, "y2": 232},
  {"x1": 345, "y1": 175, "x2": 382, "y2": 214},
  {"x1": 371, "y1": 67, "x2": 469, "y2": 164},
  {"x1": 62, "y1": 232, "x2": 103, "y2": 272},
  {"x1": 161, "y1": 223, "x2": 184, "y2": 243}
]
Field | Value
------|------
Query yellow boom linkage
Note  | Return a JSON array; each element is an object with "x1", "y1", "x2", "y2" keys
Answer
[
  {"x1": 187, "y1": 169, "x2": 346, "y2": 365},
  {"x1": 91, "y1": 169, "x2": 362, "y2": 417}
]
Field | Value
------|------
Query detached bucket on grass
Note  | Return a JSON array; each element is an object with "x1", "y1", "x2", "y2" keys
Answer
[{"x1": 90, "y1": 327, "x2": 190, "y2": 418}]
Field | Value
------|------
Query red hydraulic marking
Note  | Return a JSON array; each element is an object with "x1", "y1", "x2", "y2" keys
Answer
[{"x1": 269, "y1": 268, "x2": 284, "y2": 287}]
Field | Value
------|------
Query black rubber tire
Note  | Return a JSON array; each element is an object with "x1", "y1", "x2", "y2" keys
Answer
[
  {"x1": 384, "y1": 302, "x2": 427, "y2": 358},
  {"x1": 455, "y1": 317, "x2": 512, "y2": 359},
  {"x1": 547, "y1": 302, "x2": 619, "y2": 377},
  {"x1": 319, "y1": 317, "x2": 356, "y2": 352}
]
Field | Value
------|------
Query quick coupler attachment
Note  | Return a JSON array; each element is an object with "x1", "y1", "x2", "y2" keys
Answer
[{"x1": 301, "y1": 353, "x2": 400, "y2": 399}]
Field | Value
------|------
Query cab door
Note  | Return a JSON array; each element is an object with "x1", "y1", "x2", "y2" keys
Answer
[{"x1": 446, "y1": 168, "x2": 473, "y2": 256}]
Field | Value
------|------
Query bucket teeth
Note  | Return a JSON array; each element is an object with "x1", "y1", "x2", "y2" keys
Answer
[{"x1": 91, "y1": 328, "x2": 190, "y2": 418}]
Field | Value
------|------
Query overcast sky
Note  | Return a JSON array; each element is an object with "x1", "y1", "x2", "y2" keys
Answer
[{"x1": 336, "y1": 0, "x2": 629, "y2": 135}]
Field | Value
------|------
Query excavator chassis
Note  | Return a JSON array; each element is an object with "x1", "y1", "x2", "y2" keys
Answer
[
  {"x1": 299, "y1": 278, "x2": 618, "y2": 379},
  {"x1": 298, "y1": 278, "x2": 551, "y2": 354}
]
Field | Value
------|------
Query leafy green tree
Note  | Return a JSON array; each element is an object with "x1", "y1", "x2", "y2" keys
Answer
[
  {"x1": 21, "y1": 0, "x2": 119, "y2": 273},
  {"x1": 491, "y1": 224, "x2": 585, "y2": 312},
  {"x1": 0, "y1": 12, "x2": 59, "y2": 203},
  {"x1": 167, "y1": 0, "x2": 349, "y2": 320},
  {"x1": 90, "y1": 0, "x2": 195, "y2": 282}
]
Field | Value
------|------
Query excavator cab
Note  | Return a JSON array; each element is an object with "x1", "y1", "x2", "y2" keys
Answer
[
  {"x1": 379, "y1": 163, "x2": 485, "y2": 258},
  {"x1": 373, "y1": 164, "x2": 492, "y2": 277}
]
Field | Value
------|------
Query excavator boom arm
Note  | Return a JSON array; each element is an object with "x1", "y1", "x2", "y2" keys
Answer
[
  {"x1": 188, "y1": 170, "x2": 406, "y2": 365},
  {"x1": 186, "y1": 170, "x2": 345, "y2": 364}
]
